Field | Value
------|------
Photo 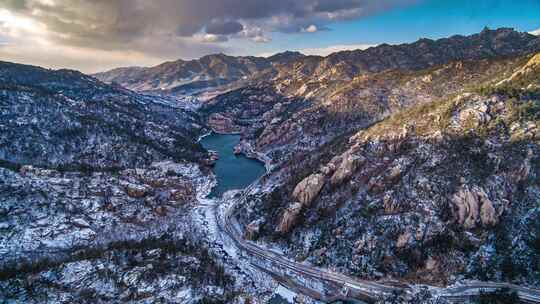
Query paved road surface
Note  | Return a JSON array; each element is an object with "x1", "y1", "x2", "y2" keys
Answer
[{"x1": 213, "y1": 184, "x2": 540, "y2": 303}]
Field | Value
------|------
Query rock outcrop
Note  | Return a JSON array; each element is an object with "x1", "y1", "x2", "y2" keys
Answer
[
  {"x1": 124, "y1": 182, "x2": 151, "y2": 198},
  {"x1": 396, "y1": 232, "x2": 413, "y2": 248},
  {"x1": 501, "y1": 51, "x2": 540, "y2": 85},
  {"x1": 244, "y1": 219, "x2": 263, "y2": 240},
  {"x1": 276, "y1": 174, "x2": 326, "y2": 233},
  {"x1": 452, "y1": 186, "x2": 499, "y2": 228},
  {"x1": 292, "y1": 174, "x2": 325, "y2": 206},
  {"x1": 276, "y1": 203, "x2": 303, "y2": 234},
  {"x1": 330, "y1": 152, "x2": 366, "y2": 185}
]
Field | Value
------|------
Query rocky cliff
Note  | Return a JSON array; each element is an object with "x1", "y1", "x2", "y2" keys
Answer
[{"x1": 232, "y1": 36, "x2": 540, "y2": 288}]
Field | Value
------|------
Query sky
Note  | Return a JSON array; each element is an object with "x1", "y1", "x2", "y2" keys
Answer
[{"x1": 0, "y1": 0, "x2": 539, "y2": 73}]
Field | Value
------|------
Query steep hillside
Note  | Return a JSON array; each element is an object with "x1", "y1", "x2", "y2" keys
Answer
[
  {"x1": 94, "y1": 28, "x2": 540, "y2": 113},
  {"x1": 0, "y1": 61, "x2": 243, "y2": 302},
  {"x1": 225, "y1": 27, "x2": 538, "y2": 105},
  {"x1": 198, "y1": 36, "x2": 540, "y2": 290},
  {"x1": 0, "y1": 61, "x2": 208, "y2": 170},
  {"x1": 97, "y1": 28, "x2": 539, "y2": 103},
  {"x1": 205, "y1": 29, "x2": 536, "y2": 110},
  {"x1": 235, "y1": 53, "x2": 540, "y2": 288},
  {"x1": 203, "y1": 40, "x2": 535, "y2": 167}
]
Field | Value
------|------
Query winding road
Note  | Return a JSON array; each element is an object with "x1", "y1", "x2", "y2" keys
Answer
[{"x1": 212, "y1": 181, "x2": 540, "y2": 303}]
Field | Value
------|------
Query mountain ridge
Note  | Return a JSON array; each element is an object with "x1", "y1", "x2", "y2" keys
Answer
[
  {"x1": 93, "y1": 51, "x2": 307, "y2": 96},
  {"x1": 94, "y1": 27, "x2": 540, "y2": 99}
]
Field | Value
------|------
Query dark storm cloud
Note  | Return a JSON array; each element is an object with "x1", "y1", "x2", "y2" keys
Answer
[
  {"x1": 0, "y1": 0, "x2": 417, "y2": 53},
  {"x1": 205, "y1": 20, "x2": 244, "y2": 35}
]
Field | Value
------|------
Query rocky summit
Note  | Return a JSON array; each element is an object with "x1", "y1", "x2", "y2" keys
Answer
[{"x1": 1, "y1": 27, "x2": 540, "y2": 304}]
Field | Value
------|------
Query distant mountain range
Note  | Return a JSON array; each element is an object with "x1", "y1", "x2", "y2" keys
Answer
[
  {"x1": 95, "y1": 27, "x2": 540, "y2": 98},
  {"x1": 93, "y1": 51, "x2": 305, "y2": 97}
]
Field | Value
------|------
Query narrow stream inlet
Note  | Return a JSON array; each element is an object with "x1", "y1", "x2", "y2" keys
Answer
[
  {"x1": 201, "y1": 133, "x2": 293, "y2": 303},
  {"x1": 200, "y1": 133, "x2": 266, "y2": 198}
]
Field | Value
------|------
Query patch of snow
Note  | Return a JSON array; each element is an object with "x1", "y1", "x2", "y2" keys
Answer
[{"x1": 275, "y1": 285, "x2": 296, "y2": 303}]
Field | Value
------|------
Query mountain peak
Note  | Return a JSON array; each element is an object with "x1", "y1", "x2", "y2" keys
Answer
[
  {"x1": 268, "y1": 50, "x2": 304, "y2": 57},
  {"x1": 480, "y1": 26, "x2": 515, "y2": 34},
  {"x1": 200, "y1": 53, "x2": 231, "y2": 60},
  {"x1": 267, "y1": 51, "x2": 305, "y2": 63}
]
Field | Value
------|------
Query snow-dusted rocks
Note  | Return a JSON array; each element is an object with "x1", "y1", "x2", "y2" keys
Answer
[
  {"x1": 330, "y1": 152, "x2": 366, "y2": 186},
  {"x1": 1, "y1": 242, "x2": 238, "y2": 303},
  {"x1": 124, "y1": 182, "x2": 151, "y2": 198},
  {"x1": 292, "y1": 174, "x2": 325, "y2": 206},
  {"x1": 0, "y1": 61, "x2": 241, "y2": 303},
  {"x1": 244, "y1": 219, "x2": 264, "y2": 240},
  {"x1": 276, "y1": 202, "x2": 303, "y2": 234},
  {"x1": 452, "y1": 186, "x2": 499, "y2": 229},
  {"x1": 235, "y1": 88, "x2": 539, "y2": 288}
]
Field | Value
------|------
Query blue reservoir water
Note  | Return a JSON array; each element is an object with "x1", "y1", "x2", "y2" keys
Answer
[{"x1": 200, "y1": 133, "x2": 266, "y2": 198}]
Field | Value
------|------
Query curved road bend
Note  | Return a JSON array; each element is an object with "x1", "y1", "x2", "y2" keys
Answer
[{"x1": 213, "y1": 185, "x2": 540, "y2": 303}]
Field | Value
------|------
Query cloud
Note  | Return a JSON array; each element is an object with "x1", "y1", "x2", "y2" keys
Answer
[
  {"x1": 530, "y1": 28, "x2": 540, "y2": 36},
  {"x1": 237, "y1": 25, "x2": 271, "y2": 43},
  {"x1": 0, "y1": 0, "x2": 416, "y2": 71},
  {"x1": 252, "y1": 35, "x2": 271, "y2": 43},
  {"x1": 206, "y1": 20, "x2": 244, "y2": 35},
  {"x1": 0, "y1": 24, "x2": 166, "y2": 73},
  {"x1": 300, "y1": 43, "x2": 377, "y2": 56},
  {"x1": 300, "y1": 24, "x2": 331, "y2": 33},
  {"x1": 303, "y1": 24, "x2": 318, "y2": 33},
  {"x1": 0, "y1": 7, "x2": 226, "y2": 72},
  {"x1": 197, "y1": 33, "x2": 229, "y2": 43},
  {"x1": 0, "y1": 0, "x2": 416, "y2": 45}
]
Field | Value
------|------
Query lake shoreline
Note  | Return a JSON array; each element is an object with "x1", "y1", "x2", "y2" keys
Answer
[{"x1": 199, "y1": 133, "x2": 266, "y2": 198}]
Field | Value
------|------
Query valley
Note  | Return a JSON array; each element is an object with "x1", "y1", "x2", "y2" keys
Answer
[{"x1": 1, "y1": 27, "x2": 539, "y2": 303}]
